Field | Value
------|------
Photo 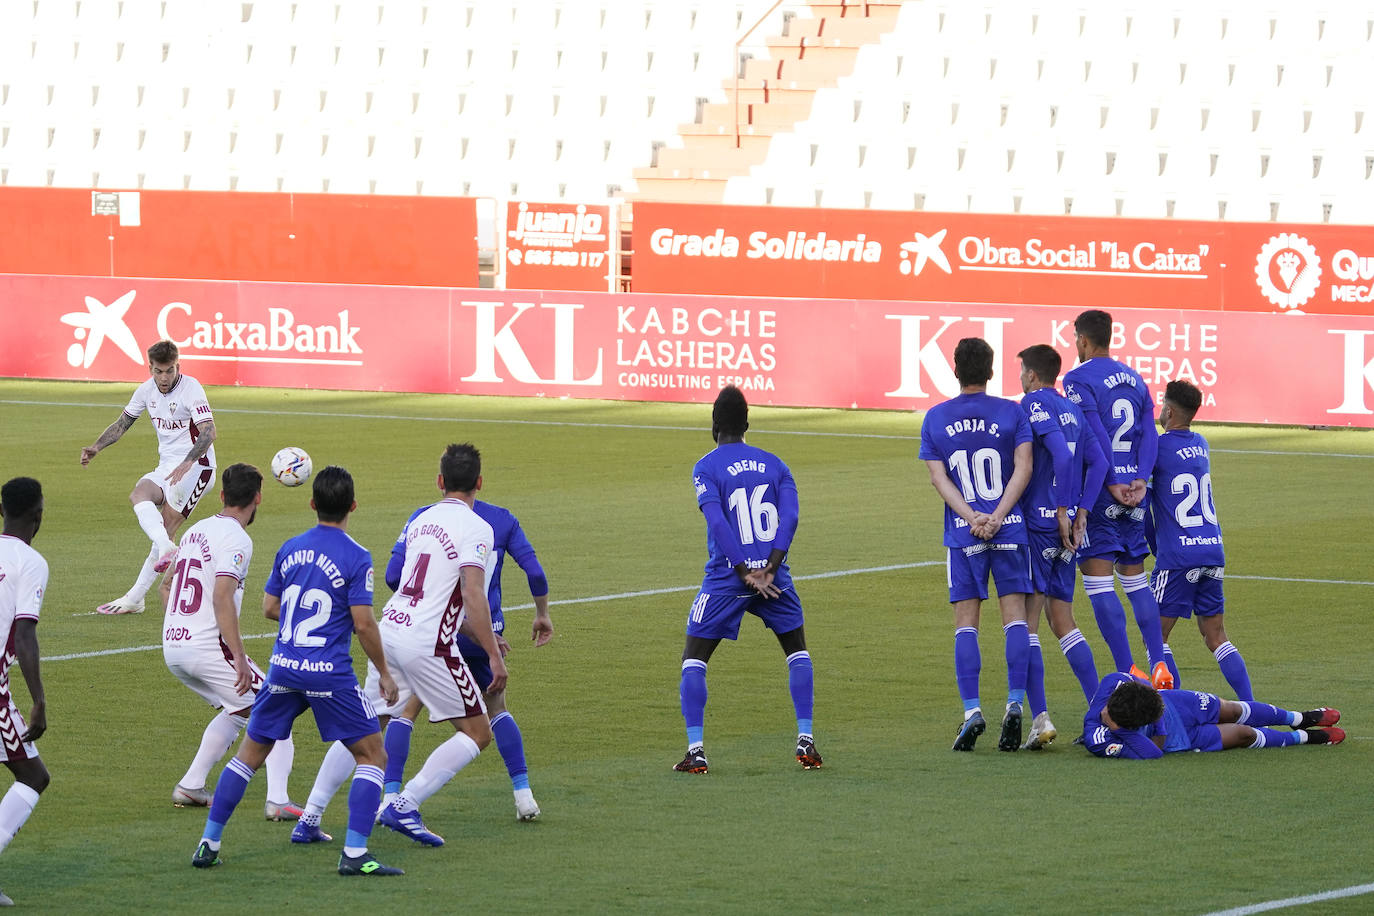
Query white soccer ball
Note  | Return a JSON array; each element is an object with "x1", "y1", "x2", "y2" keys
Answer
[{"x1": 271, "y1": 447, "x2": 313, "y2": 488}]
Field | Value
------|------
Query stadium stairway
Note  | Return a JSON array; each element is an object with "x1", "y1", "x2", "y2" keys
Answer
[{"x1": 631, "y1": 0, "x2": 902, "y2": 202}]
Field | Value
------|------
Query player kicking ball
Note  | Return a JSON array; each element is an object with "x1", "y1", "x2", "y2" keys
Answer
[
  {"x1": 1083, "y1": 671, "x2": 1344, "y2": 759},
  {"x1": 80, "y1": 340, "x2": 217, "y2": 615}
]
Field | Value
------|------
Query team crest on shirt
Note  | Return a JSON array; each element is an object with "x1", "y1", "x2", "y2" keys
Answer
[
  {"x1": 365, "y1": 568, "x2": 374, "y2": 592},
  {"x1": 1105, "y1": 743, "x2": 1124, "y2": 757},
  {"x1": 693, "y1": 476, "x2": 706, "y2": 496}
]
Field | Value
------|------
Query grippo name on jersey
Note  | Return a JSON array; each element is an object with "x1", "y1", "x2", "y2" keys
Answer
[
  {"x1": 649, "y1": 228, "x2": 881, "y2": 263},
  {"x1": 157, "y1": 303, "x2": 362, "y2": 355}
]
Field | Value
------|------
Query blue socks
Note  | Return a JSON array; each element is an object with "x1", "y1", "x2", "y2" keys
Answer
[
  {"x1": 202, "y1": 756, "x2": 254, "y2": 845},
  {"x1": 490, "y1": 711, "x2": 530, "y2": 791},
  {"x1": 1248, "y1": 727, "x2": 1304, "y2": 748},
  {"x1": 345, "y1": 764, "x2": 384, "y2": 851},
  {"x1": 1003, "y1": 621, "x2": 1028, "y2": 707},
  {"x1": 1163, "y1": 643, "x2": 1182, "y2": 690},
  {"x1": 1083, "y1": 575, "x2": 1135, "y2": 671},
  {"x1": 1025, "y1": 634, "x2": 1046, "y2": 717},
  {"x1": 1059, "y1": 628, "x2": 1100, "y2": 702},
  {"x1": 954, "y1": 627, "x2": 981, "y2": 711},
  {"x1": 680, "y1": 659, "x2": 708, "y2": 748},
  {"x1": 382, "y1": 717, "x2": 414, "y2": 795},
  {"x1": 786, "y1": 651, "x2": 814, "y2": 736},
  {"x1": 1214, "y1": 641, "x2": 1253, "y2": 701},
  {"x1": 1119, "y1": 573, "x2": 1165, "y2": 669},
  {"x1": 1233, "y1": 701, "x2": 1299, "y2": 727}
]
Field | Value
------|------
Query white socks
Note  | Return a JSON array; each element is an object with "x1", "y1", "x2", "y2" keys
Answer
[
  {"x1": 133, "y1": 501, "x2": 176, "y2": 553},
  {"x1": 181, "y1": 711, "x2": 246, "y2": 790},
  {"x1": 396, "y1": 732, "x2": 481, "y2": 810},
  {"x1": 306, "y1": 740, "x2": 359, "y2": 816},
  {"x1": 0, "y1": 783, "x2": 40, "y2": 856},
  {"x1": 264, "y1": 732, "x2": 296, "y2": 804}
]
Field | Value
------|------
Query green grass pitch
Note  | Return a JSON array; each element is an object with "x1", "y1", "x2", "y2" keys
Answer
[{"x1": 0, "y1": 378, "x2": 1370, "y2": 914}]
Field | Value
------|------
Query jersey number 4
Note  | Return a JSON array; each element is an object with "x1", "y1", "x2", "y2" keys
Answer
[{"x1": 727, "y1": 485, "x2": 779, "y2": 545}]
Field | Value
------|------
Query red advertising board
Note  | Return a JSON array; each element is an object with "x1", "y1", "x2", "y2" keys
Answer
[
  {"x1": 630, "y1": 202, "x2": 1374, "y2": 317},
  {"x1": 6, "y1": 273, "x2": 1374, "y2": 427},
  {"x1": 504, "y1": 201, "x2": 614, "y2": 291},
  {"x1": 0, "y1": 187, "x2": 478, "y2": 288}
]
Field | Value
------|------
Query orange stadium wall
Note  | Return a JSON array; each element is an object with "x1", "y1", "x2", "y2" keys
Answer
[
  {"x1": 6, "y1": 274, "x2": 1374, "y2": 428},
  {"x1": 0, "y1": 187, "x2": 478, "y2": 287}
]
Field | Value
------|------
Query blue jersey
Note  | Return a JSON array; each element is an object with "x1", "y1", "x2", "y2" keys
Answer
[
  {"x1": 1063, "y1": 357, "x2": 1158, "y2": 507},
  {"x1": 263, "y1": 525, "x2": 374, "y2": 691},
  {"x1": 1149, "y1": 429, "x2": 1225, "y2": 568},
  {"x1": 1018, "y1": 387, "x2": 1105, "y2": 533},
  {"x1": 386, "y1": 499, "x2": 548, "y2": 635},
  {"x1": 1082, "y1": 672, "x2": 1167, "y2": 759},
  {"x1": 919, "y1": 392, "x2": 1033, "y2": 548},
  {"x1": 693, "y1": 441, "x2": 799, "y2": 595}
]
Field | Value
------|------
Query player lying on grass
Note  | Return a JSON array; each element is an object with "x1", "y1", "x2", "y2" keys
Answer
[{"x1": 1083, "y1": 672, "x2": 1344, "y2": 759}]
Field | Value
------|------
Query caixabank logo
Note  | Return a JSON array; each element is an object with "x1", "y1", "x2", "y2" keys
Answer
[{"x1": 1255, "y1": 233, "x2": 1321, "y2": 312}]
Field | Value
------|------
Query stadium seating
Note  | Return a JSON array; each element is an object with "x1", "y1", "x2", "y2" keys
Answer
[{"x1": 0, "y1": 0, "x2": 1370, "y2": 223}]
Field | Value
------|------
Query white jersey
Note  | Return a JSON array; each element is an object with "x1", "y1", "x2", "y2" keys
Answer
[
  {"x1": 163, "y1": 514, "x2": 252, "y2": 653},
  {"x1": 381, "y1": 498, "x2": 494, "y2": 658},
  {"x1": 123, "y1": 374, "x2": 216, "y2": 470},
  {"x1": 0, "y1": 535, "x2": 48, "y2": 693}
]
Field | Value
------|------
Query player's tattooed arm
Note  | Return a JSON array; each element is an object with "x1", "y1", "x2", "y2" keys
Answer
[
  {"x1": 80, "y1": 412, "x2": 137, "y2": 464},
  {"x1": 168, "y1": 419, "x2": 217, "y2": 484}
]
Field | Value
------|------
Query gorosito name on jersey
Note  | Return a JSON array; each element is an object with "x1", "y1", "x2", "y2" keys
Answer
[
  {"x1": 380, "y1": 499, "x2": 495, "y2": 657},
  {"x1": 124, "y1": 374, "x2": 216, "y2": 469}
]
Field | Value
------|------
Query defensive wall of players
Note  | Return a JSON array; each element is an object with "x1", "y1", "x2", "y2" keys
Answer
[{"x1": 4, "y1": 186, "x2": 1374, "y2": 427}]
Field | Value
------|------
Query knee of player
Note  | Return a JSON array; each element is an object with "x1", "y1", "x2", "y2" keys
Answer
[
  {"x1": 20, "y1": 762, "x2": 49, "y2": 794},
  {"x1": 469, "y1": 721, "x2": 494, "y2": 750}
]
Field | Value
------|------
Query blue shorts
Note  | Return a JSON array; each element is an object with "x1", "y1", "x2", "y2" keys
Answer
[
  {"x1": 946, "y1": 543, "x2": 1032, "y2": 603},
  {"x1": 1027, "y1": 528, "x2": 1076, "y2": 603},
  {"x1": 1151, "y1": 567, "x2": 1225, "y2": 619},
  {"x1": 246, "y1": 679, "x2": 380, "y2": 745},
  {"x1": 686, "y1": 587, "x2": 804, "y2": 641},
  {"x1": 1078, "y1": 503, "x2": 1148, "y2": 564},
  {"x1": 458, "y1": 632, "x2": 495, "y2": 693},
  {"x1": 1160, "y1": 689, "x2": 1223, "y2": 753}
]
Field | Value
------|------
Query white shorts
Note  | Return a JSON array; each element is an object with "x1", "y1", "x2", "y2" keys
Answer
[
  {"x1": 0, "y1": 695, "x2": 38, "y2": 763},
  {"x1": 362, "y1": 659, "x2": 415, "y2": 719},
  {"x1": 142, "y1": 462, "x2": 215, "y2": 518},
  {"x1": 384, "y1": 643, "x2": 487, "y2": 723},
  {"x1": 165, "y1": 643, "x2": 266, "y2": 714}
]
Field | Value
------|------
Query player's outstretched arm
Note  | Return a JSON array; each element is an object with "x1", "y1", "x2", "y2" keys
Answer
[
  {"x1": 12, "y1": 619, "x2": 45, "y2": 742},
  {"x1": 351, "y1": 605, "x2": 398, "y2": 705},
  {"x1": 213, "y1": 577, "x2": 253, "y2": 695},
  {"x1": 168, "y1": 419, "x2": 217, "y2": 485},
  {"x1": 80, "y1": 412, "x2": 136, "y2": 465}
]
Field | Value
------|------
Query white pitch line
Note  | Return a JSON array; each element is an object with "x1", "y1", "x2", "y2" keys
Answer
[
  {"x1": 49, "y1": 561, "x2": 937, "y2": 661},
  {"x1": 5, "y1": 397, "x2": 1374, "y2": 452},
  {"x1": 1200, "y1": 882, "x2": 1374, "y2": 915}
]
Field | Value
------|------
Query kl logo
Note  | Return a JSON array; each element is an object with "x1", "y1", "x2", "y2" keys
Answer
[
  {"x1": 898, "y1": 230, "x2": 952, "y2": 277},
  {"x1": 60, "y1": 290, "x2": 143, "y2": 368}
]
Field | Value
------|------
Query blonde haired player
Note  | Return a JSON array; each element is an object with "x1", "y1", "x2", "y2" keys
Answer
[
  {"x1": 81, "y1": 339, "x2": 217, "y2": 615},
  {"x1": 160, "y1": 464, "x2": 300, "y2": 819},
  {"x1": 372, "y1": 442, "x2": 506, "y2": 847}
]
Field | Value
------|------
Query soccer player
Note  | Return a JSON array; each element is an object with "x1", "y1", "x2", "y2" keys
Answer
[
  {"x1": 1082, "y1": 672, "x2": 1344, "y2": 759},
  {"x1": 161, "y1": 464, "x2": 300, "y2": 819},
  {"x1": 291, "y1": 472, "x2": 552, "y2": 835},
  {"x1": 192, "y1": 466, "x2": 403, "y2": 877},
  {"x1": 80, "y1": 339, "x2": 217, "y2": 615},
  {"x1": 1148, "y1": 379, "x2": 1252, "y2": 699},
  {"x1": 1062, "y1": 309, "x2": 1171, "y2": 689},
  {"x1": 373, "y1": 443, "x2": 508, "y2": 847},
  {"x1": 0, "y1": 478, "x2": 52, "y2": 907},
  {"x1": 675, "y1": 385, "x2": 818, "y2": 775},
  {"x1": 1015, "y1": 345, "x2": 1108, "y2": 749},
  {"x1": 921, "y1": 338, "x2": 1034, "y2": 752}
]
